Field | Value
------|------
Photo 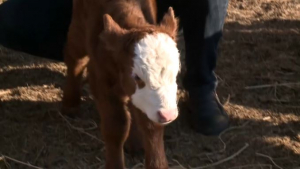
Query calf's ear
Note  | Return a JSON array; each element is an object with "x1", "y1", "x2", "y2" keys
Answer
[
  {"x1": 102, "y1": 14, "x2": 123, "y2": 33},
  {"x1": 99, "y1": 14, "x2": 126, "y2": 50},
  {"x1": 159, "y1": 7, "x2": 178, "y2": 39}
]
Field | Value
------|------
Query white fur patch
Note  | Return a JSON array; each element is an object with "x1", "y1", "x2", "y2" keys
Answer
[{"x1": 131, "y1": 33, "x2": 180, "y2": 124}]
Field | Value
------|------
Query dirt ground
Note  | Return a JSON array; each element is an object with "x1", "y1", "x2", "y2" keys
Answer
[{"x1": 0, "y1": 0, "x2": 300, "y2": 168}]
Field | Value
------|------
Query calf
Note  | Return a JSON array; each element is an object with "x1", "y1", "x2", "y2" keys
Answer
[{"x1": 62, "y1": 0, "x2": 180, "y2": 168}]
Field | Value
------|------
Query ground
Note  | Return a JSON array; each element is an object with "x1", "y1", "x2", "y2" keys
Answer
[{"x1": 0, "y1": 0, "x2": 300, "y2": 168}]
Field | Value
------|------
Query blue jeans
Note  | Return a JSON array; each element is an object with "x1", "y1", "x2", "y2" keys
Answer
[{"x1": 157, "y1": 0, "x2": 229, "y2": 96}]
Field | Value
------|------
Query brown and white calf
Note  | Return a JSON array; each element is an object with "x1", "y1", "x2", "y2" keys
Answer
[{"x1": 61, "y1": 0, "x2": 180, "y2": 168}]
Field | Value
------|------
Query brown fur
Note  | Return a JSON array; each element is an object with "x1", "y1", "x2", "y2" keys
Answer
[{"x1": 61, "y1": 0, "x2": 178, "y2": 168}]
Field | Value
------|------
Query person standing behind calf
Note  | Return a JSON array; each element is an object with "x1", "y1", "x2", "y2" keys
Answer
[{"x1": 156, "y1": 0, "x2": 230, "y2": 135}]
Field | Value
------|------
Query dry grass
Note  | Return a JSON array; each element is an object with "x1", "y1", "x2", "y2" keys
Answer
[{"x1": 1, "y1": 0, "x2": 300, "y2": 168}]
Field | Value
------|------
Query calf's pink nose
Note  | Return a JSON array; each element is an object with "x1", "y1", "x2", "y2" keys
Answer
[{"x1": 158, "y1": 109, "x2": 178, "y2": 123}]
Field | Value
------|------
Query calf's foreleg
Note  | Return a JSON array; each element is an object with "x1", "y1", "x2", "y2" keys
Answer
[{"x1": 97, "y1": 96, "x2": 131, "y2": 169}]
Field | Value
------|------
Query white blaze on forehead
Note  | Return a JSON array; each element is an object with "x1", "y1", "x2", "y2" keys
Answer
[
  {"x1": 132, "y1": 33, "x2": 180, "y2": 88},
  {"x1": 131, "y1": 33, "x2": 180, "y2": 124}
]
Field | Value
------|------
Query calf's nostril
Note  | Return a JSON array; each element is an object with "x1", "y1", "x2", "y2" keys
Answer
[
  {"x1": 157, "y1": 110, "x2": 174, "y2": 123},
  {"x1": 158, "y1": 111, "x2": 167, "y2": 121}
]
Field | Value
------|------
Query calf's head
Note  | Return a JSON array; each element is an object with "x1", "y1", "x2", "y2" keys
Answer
[{"x1": 99, "y1": 8, "x2": 180, "y2": 125}]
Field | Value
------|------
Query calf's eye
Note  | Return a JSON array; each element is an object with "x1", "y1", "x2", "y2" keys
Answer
[
  {"x1": 134, "y1": 75, "x2": 141, "y2": 81},
  {"x1": 133, "y1": 75, "x2": 145, "y2": 89}
]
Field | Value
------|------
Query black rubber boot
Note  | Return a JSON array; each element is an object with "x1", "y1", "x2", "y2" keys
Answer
[{"x1": 187, "y1": 90, "x2": 229, "y2": 135}]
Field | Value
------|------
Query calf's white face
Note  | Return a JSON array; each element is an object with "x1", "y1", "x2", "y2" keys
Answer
[{"x1": 131, "y1": 33, "x2": 180, "y2": 125}]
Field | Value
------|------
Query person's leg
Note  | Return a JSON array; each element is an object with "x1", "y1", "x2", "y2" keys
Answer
[
  {"x1": 156, "y1": 0, "x2": 229, "y2": 135},
  {"x1": 180, "y1": 0, "x2": 229, "y2": 135}
]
